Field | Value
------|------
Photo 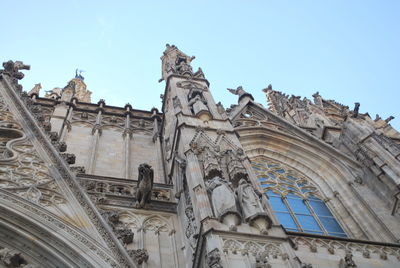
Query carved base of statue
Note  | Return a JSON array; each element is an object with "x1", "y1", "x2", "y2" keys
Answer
[
  {"x1": 219, "y1": 211, "x2": 242, "y2": 231},
  {"x1": 248, "y1": 212, "x2": 272, "y2": 235}
]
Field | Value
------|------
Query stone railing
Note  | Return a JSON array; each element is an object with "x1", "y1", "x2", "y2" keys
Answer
[{"x1": 77, "y1": 174, "x2": 175, "y2": 212}]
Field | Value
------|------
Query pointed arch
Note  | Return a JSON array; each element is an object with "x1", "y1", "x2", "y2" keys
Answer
[
  {"x1": 0, "y1": 190, "x2": 116, "y2": 267},
  {"x1": 142, "y1": 215, "x2": 172, "y2": 233},
  {"x1": 236, "y1": 106, "x2": 400, "y2": 242}
]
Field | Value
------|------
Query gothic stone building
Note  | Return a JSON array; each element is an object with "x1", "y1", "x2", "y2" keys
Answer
[{"x1": 0, "y1": 45, "x2": 400, "y2": 268}]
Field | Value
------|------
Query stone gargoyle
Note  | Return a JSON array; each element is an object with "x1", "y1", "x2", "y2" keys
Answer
[{"x1": 135, "y1": 163, "x2": 154, "y2": 209}]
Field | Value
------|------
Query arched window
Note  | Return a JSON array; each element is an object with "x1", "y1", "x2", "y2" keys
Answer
[{"x1": 252, "y1": 159, "x2": 347, "y2": 238}]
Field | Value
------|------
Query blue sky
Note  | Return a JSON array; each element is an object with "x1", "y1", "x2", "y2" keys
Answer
[{"x1": 2, "y1": 1, "x2": 400, "y2": 129}]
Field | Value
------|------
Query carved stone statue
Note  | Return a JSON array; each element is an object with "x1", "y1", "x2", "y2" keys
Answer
[
  {"x1": 340, "y1": 252, "x2": 357, "y2": 268},
  {"x1": 352, "y1": 102, "x2": 360, "y2": 118},
  {"x1": 216, "y1": 102, "x2": 225, "y2": 114},
  {"x1": 227, "y1": 86, "x2": 247, "y2": 97},
  {"x1": 75, "y1": 68, "x2": 85, "y2": 80},
  {"x1": 236, "y1": 179, "x2": 264, "y2": 220},
  {"x1": 385, "y1": 116, "x2": 395, "y2": 123},
  {"x1": 312, "y1": 91, "x2": 323, "y2": 107},
  {"x1": 135, "y1": 163, "x2": 154, "y2": 208},
  {"x1": 206, "y1": 176, "x2": 237, "y2": 217},
  {"x1": 227, "y1": 86, "x2": 254, "y2": 102},
  {"x1": 1, "y1": 60, "x2": 30, "y2": 80},
  {"x1": 255, "y1": 252, "x2": 271, "y2": 268},
  {"x1": 28, "y1": 83, "x2": 41, "y2": 96},
  {"x1": 175, "y1": 55, "x2": 193, "y2": 75},
  {"x1": 188, "y1": 94, "x2": 208, "y2": 116},
  {"x1": 187, "y1": 85, "x2": 209, "y2": 117},
  {"x1": 127, "y1": 249, "x2": 149, "y2": 265},
  {"x1": 206, "y1": 248, "x2": 223, "y2": 268}
]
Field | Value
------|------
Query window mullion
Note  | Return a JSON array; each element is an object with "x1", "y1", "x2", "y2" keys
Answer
[
  {"x1": 305, "y1": 199, "x2": 328, "y2": 235},
  {"x1": 282, "y1": 196, "x2": 303, "y2": 232}
]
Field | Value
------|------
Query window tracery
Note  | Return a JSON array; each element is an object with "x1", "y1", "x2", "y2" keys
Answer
[{"x1": 252, "y1": 158, "x2": 347, "y2": 237}]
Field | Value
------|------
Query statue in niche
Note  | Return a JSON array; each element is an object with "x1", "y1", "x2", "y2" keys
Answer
[
  {"x1": 187, "y1": 85, "x2": 209, "y2": 116},
  {"x1": 206, "y1": 176, "x2": 237, "y2": 217},
  {"x1": 175, "y1": 55, "x2": 193, "y2": 75},
  {"x1": 235, "y1": 179, "x2": 264, "y2": 220},
  {"x1": 135, "y1": 163, "x2": 154, "y2": 208}
]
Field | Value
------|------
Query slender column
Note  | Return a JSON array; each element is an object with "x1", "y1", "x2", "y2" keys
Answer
[
  {"x1": 124, "y1": 104, "x2": 132, "y2": 179},
  {"x1": 59, "y1": 98, "x2": 75, "y2": 142},
  {"x1": 140, "y1": 227, "x2": 147, "y2": 268},
  {"x1": 152, "y1": 108, "x2": 167, "y2": 183},
  {"x1": 87, "y1": 100, "x2": 104, "y2": 174},
  {"x1": 156, "y1": 229, "x2": 162, "y2": 268},
  {"x1": 169, "y1": 229, "x2": 179, "y2": 268}
]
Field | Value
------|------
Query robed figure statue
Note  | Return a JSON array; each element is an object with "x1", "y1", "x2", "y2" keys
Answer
[
  {"x1": 206, "y1": 176, "x2": 237, "y2": 218},
  {"x1": 236, "y1": 178, "x2": 264, "y2": 220}
]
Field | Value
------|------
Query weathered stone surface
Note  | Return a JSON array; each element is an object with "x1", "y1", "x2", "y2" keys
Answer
[{"x1": 0, "y1": 46, "x2": 399, "y2": 268}]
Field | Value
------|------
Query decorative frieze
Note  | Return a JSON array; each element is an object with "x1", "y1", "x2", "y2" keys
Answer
[
  {"x1": 222, "y1": 238, "x2": 284, "y2": 260},
  {"x1": 290, "y1": 236, "x2": 400, "y2": 261}
]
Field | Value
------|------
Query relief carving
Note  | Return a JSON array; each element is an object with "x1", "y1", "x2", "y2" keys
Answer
[
  {"x1": 0, "y1": 246, "x2": 38, "y2": 268},
  {"x1": 339, "y1": 252, "x2": 357, "y2": 268},
  {"x1": 255, "y1": 252, "x2": 271, "y2": 268},
  {"x1": 127, "y1": 249, "x2": 149, "y2": 265},
  {"x1": 206, "y1": 248, "x2": 223, "y2": 268}
]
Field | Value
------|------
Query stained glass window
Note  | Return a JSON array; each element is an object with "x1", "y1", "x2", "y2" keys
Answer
[{"x1": 252, "y1": 158, "x2": 347, "y2": 237}]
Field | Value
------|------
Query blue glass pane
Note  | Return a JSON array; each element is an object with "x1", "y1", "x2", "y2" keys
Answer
[
  {"x1": 275, "y1": 212, "x2": 299, "y2": 230},
  {"x1": 268, "y1": 196, "x2": 288, "y2": 212},
  {"x1": 297, "y1": 215, "x2": 322, "y2": 231},
  {"x1": 309, "y1": 200, "x2": 332, "y2": 217},
  {"x1": 283, "y1": 186, "x2": 298, "y2": 193},
  {"x1": 319, "y1": 217, "x2": 346, "y2": 234},
  {"x1": 286, "y1": 193, "x2": 301, "y2": 199},
  {"x1": 287, "y1": 198, "x2": 311, "y2": 215},
  {"x1": 258, "y1": 177, "x2": 268, "y2": 182},
  {"x1": 276, "y1": 169, "x2": 285, "y2": 173},
  {"x1": 287, "y1": 175, "x2": 297, "y2": 181},
  {"x1": 266, "y1": 190, "x2": 280, "y2": 197}
]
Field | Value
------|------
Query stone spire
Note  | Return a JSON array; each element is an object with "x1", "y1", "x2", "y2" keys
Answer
[
  {"x1": 159, "y1": 44, "x2": 205, "y2": 82},
  {"x1": 44, "y1": 72, "x2": 92, "y2": 103}
]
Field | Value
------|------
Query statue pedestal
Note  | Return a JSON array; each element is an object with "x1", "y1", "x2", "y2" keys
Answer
[
  {"x1": 247, "y1": 212, "x2": 272, "y2": 235},
  {"x1": 219, "y1": 211, "x2": 242, "y2": 231}
]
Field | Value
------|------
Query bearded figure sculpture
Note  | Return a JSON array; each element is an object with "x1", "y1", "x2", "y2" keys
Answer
[{"x1": 135, "y1": 163, "x2": 154, "y2": 208}]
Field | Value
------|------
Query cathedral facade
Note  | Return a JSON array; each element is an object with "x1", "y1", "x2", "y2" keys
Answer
[{"x1": 0, "y1": 45, "x2": 399, "y2": 268}]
